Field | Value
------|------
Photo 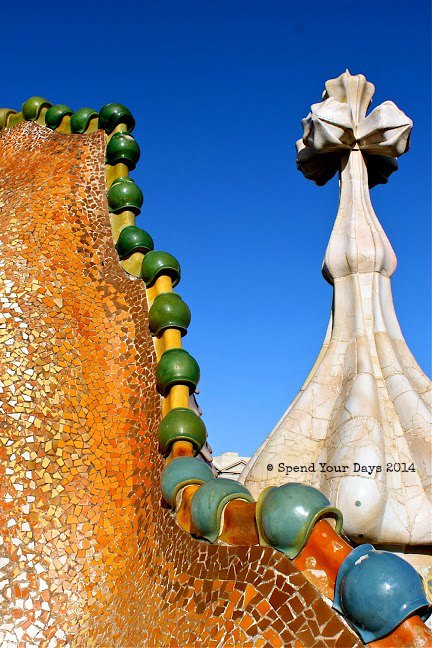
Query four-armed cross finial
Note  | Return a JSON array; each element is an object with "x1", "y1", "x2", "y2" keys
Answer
[{"x1": 296, "y1": 69, "x2": 412, "y2": 187}]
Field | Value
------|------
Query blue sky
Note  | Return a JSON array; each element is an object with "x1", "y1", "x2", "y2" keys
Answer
[{"x1": 2, "y1": 0, "x2": 430, "y2": 456}]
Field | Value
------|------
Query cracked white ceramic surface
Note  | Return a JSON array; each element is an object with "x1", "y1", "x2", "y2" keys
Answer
[{"x1": 240, "y1": 71, "x2": 431, "y2": 546}]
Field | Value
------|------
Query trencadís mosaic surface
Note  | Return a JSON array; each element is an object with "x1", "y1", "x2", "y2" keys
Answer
[{"x1": 0, "y1": 120, "x2": 360, "y2": 646}]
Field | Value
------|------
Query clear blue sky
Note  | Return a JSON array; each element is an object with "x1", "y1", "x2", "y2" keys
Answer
[{"x1": 2, "y1": 0, "x2": 430, "y2": 456}]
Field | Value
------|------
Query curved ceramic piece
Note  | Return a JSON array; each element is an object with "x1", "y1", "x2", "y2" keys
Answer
[
  {"x1": 160, "y1": 457, "x2": 214, "y2": 508},
  {"x1": 98, "y1": 103, "x2": 135, "y2": 133},
  {"x1": 256, "y1": 483, "x2": 343, "y2": 559},
  {"x1": 70, "y1": 108, "x2": 99, "y2": 134},
  {"x1": 141, "y1": 250, "x2": 181, "y2": 288},
  {"x1": 190, "y1": 478, "x2": 254, "y2": 543},
  {"x1": 156, "y1": 348, "x2": 200, "y2": 396},
  {"x1": 158, "y1": 407, "x2": 207, "y2": 456},
  {"x1": 114, "y1": 225, "x2": 154, "y2": 260},
  {"x1": 149, "y1": 292, "x2": 191, "y2": 337},
  {"x1": 324, "y1": 70, "x2": 374, "y2": 123},
  {"x1": 241, "y1": 71, "x2": 432, "y2": 548},
  {"x1": 22, "y1": 96, "x2": 51, "y2": 121},
  {"x1": 45, "y1": 104, "x2": 73, "y2": 130},
  {"x1": 302, "y1": 97, "x2": 355, "y2": 153},
  {"x1": 296, "y1": 140, "x2": 340, "y2": 186},
  {"x1": 333, "y1": 544, "x2": 432, "y2": 642},
  {"x1": 106, "y1": 132, "x2": 140, "y2": 168},
  {"x1": 296, "y1": 139, "x2": 399, "y2": 189},
  {"x1": 365, "y1": 154, "x2": 398, "y2": 187},
  {"x1": 0, "y1": 108, "x2": 17, "y2": 130},
  {"x1": 107, "y1": 177, "x2": 144, "y2": 214},
  {"x1": 356, "y1": 101, "x2": 412, "y2": 157}
]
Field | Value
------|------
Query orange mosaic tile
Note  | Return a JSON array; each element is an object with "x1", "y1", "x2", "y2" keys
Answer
[{"x1": 0, "y1": 121, "x2": 362, "y2": 646}]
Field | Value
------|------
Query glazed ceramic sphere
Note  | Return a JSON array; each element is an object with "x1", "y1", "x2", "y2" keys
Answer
[
  {"x1": 156, "y1": 349, "x2": 200, "y2": 396},
  {"x1": 45, "y1": 104, "x2": 73, "y2": 130},
  {"x1": 149, "y1": 293, "x2": 191, "y2": 337},
  {"x1": 114, "y1": 226, "x2": 154, "y2": 260},
  {"x1": 158, "y1": 408, "x2": 207, "y2": 456},
  {"x1": 106, "y1": 132, "x2": 140, "y2": 169},
  {"x1": 160, "y1": 457, "x2": 214, "y2": 508},
  {"x1": 257, "y1": 482, "x2": 343, "y2": 559},
  {"x1": 22, "y1": 96, "x2": 51, "y2": 121},
  {"x1": 141, "y1": 251, "x2": 181, "y2": 288},
  {"x1": 107, "y1": 177, "x2": 144, "y2": 214},
  {"x1": 70, "y1": 108, "x2": 98, "y2": 134},
  {"x1": 334, "y1": 544, "x2": 432, "y2": 643},
  {"x1": 190, "y1": 479, "x2": 254, "y2": 543},
  {"x1": 99, "y1": 103, "x2": 135, "y2": 133}
]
